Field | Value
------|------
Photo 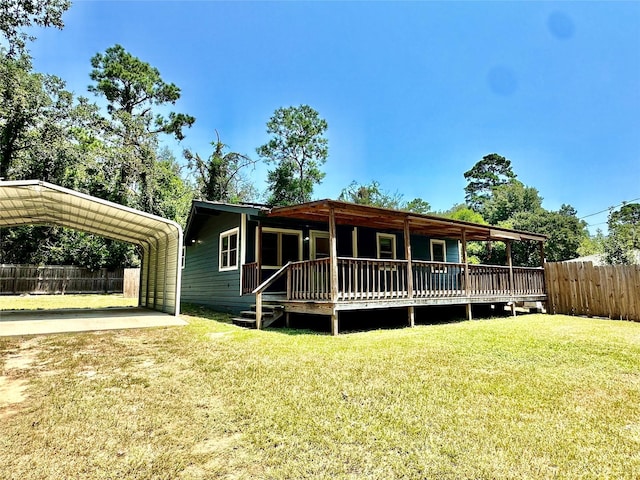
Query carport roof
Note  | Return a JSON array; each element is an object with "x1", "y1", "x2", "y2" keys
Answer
[{"x1": 0, "y1": 180, "x2": 181, "y2": 246}]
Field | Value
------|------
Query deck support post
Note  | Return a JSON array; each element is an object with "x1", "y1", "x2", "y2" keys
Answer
[
  {"x1": 255, "y1": 292, "x2": 262, "y2": 330},
  {"x1": 330, "y1": 309, "x2": 339, "y2": 336},
  {"x1": 285, "y1": 312, "x2": 290, "y2": 328},
  {"x1": 404, "y1": 218, "x2": 415, "y2": 327},
  {"x1": 466, "y1": 303, "x2": 473, "y2": 321},
  {"x1": 510, "y1": 302, "x2": 517, "y2": 317},
  {"x1": 408, "y1": 306, "x2": 415, "y2": 327}
]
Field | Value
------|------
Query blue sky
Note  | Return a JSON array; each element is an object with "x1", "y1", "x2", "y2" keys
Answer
[{"x1": 29, "y1": 1, "x2": 639, "y2": 232}]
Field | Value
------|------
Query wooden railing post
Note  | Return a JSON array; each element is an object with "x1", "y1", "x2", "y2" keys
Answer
[
  {"x1": 329, "y1": 207, "x2": 339, "y2": 335},
  {"x1": 462, "y1": 228, "x2": 472, "y2": 320},
  {"x1": 404, "y1": 218, "x2": 415, "y2": 327},
  {"x1": 506, "y1": 240, "x2": 516, "y2": 316}
]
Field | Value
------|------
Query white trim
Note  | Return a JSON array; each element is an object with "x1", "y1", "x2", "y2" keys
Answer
[
  {"x1": 430, "y1": 239, "x2": 447, "y2": 263},
  {"x1": 376, "y1": 232, "x2": 396, "y2": 259},
  {"x1": 181, "y1": 246, "x2": 186, "y2": 269},
  {"x1": 256, "y1": 227, "x2": 303, "y2": 269},
  {"x1": 219, "y1": 227, "x2": 240, "y2": 271},
  {"x1": 309, "y1": 230, "x2": 330, "y2": 260},
  {"x1": 352, "y1": 227, "x2": 358, "y2": 258}
]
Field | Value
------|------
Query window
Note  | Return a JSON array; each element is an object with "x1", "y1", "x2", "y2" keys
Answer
[
  {"x1": 430, "y1": 239, "x2": 447, "y2": 271},
  {"x1": 310, "y1": 230, "x2": 330, "y2": 259},
  {"x1": 219, "y1": 228, "x2": 239, "y2": 271},
  {"x1": 259, "y1": 228, "x2": 302, "y2": 268},
  {"x1": 376, "y1": 233, "x2": 396, "y2": 259}
]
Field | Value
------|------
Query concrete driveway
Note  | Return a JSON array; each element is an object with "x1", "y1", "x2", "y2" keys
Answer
[{"x1": 0, "y1": 307, "x2": 187, "y2": 337}]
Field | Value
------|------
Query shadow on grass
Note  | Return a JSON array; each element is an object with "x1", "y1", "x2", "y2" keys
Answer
[{"x1": 180, "y1": 303, "x2": 521, "y2": 337}]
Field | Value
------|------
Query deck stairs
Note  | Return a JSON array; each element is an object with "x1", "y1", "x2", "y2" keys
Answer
[{"x1": 232, "y1": 304, "x2": 285, "y2": 329}]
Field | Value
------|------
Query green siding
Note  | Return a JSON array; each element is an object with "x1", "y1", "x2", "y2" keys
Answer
[{"x1": 181, "y1": 211, "x2": 254, "y2": 314}]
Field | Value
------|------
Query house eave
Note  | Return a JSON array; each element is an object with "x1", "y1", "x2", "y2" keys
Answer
[{"x1": 268, "y1": 199, "x2": 547, "y2": 242}]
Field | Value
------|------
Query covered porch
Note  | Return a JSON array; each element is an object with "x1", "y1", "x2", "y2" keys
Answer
[{"x1": 241, "y1": 200, "x2": 547, "y2": 334}]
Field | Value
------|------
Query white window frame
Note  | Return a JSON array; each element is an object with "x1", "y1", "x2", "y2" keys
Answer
[
  {"x1": 430, "y1": 239, "x2": 447, "y2": 273},
  {"x1": 219, "y1": 227, "x2": 239, "y2": 272},
  {"x1": 376, "y1": 233, "x2": 397, "y2": 260},
  {"x1": 257, "y1": 227, "x2": 303, "y2": 269},
  {"x1": 309, "y1": 230, "x2": 330, "y2": 260}
]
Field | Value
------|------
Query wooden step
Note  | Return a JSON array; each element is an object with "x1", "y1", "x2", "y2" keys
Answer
[{"x1": 232, "y1": 305, "x2": 285, "y2": 329}]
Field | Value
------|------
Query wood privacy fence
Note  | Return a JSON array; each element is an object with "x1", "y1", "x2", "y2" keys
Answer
[
  {"x1": 545, "y1": 261, "x2": 640, "y2": 321},
  {"x1": 0, "y1": 265, "x2": 140, "y2": 295}
]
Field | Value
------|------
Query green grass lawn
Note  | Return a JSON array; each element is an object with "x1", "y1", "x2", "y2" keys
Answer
[
  {"x1": 1, "y1": 306, "x2": 639, "y2": 479},
  {"x1": 0, "y1": 293, "x2": 138, "y2": 311}
]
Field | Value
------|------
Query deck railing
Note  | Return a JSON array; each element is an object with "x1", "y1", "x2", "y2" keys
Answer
[
  {"x1": 241, "y1": 258, "x2": 546, "y2": 301},
  {"x1": 288, "y1": 258, "x2": 332, "y2": 300},
  {"x1": 413, "y1": 261, "x2": 465, "y2": 297},
  {"x1": 512, "y1": 266, "x2": 546, "y2": 295},
  {"x1": 242, "y1": 262, "x2": 259, "y2": 295},
  {"x1": 338, "y1": 258, "x2": 409, "y2": 301}
]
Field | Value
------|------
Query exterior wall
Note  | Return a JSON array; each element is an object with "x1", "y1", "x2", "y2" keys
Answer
[
  {"x1": 181, "y1": 211, "x2": 254, "y2": 314},
  {"x1": 356, "y1": 227, "x2": 460, "y2": 262}
]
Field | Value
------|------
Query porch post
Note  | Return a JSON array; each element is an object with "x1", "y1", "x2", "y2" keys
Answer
[
  {"x1": 462, "y1": 228, "x2": 472, "y2": 321},
  {"x1": 506, "y1": 240, "x2": 516, "y2": 317},
  {"x1": 329, "y1": 207, "x2": 339, "y2": 335},
  {"x1": 404, "y1": 218, "x2": 415, "y2": 327},
  {"x1": 539, "y1": 241, "x2": 546, "y2": 266},
  {"x1": 256, "y1": 223, "x2": 263, "y2": 329}
]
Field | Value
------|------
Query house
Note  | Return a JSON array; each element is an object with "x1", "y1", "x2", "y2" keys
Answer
[{"x1": 181, "y1": 199, "x2": 547, "y2": 334}]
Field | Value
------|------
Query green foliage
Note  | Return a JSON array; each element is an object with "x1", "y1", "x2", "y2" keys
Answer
[
  {"x1": 89, "y1": 44, "x2": 195, "y2": 208},
  {"x1": 0, "y1": 0, "x2": 70, "y2": 57},
  {"x1": 339, "y1": 180, "x2": 403, "y2": 209},
  {"x1": 150, "y1": 147, "x2": 194, "y2": 225},
  {"x1": 184, "y1": 130, "x2": 257, "y2": 203},
  {"x1": 464, "y1": 153, "x2": 517, "y2": 211},
  {"x1": 339, "y1": 179, "x2": 430, "y2": 213},
  {"x1": 404, "y1": 197, "x2": 431, "y2": 214},
  {"x1": 482, "y1": 180, "x2": 542, "y2": 225},
  {"x1": 577, "y1": 228, "x2": 606, "y2": 257},
  {"x1": 604, "y1": 203, "x2": 639, "y2": 265},
  {"x1": 503, "y1": 204, "x2": 588, "y2": 266},
  {"x1": 441, "y1": 204, "x2": 488, "y2": 224},
  {"x1": 0, "y1": 226, "x2": 139, "y2": 269},
  {"x1": 257, "y1": 104, "x2": 328, "y2": 205}
]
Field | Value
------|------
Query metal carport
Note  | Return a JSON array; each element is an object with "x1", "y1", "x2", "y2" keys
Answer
[{"x1": 0, "y1": 180, "x2": 182, "y2": 315}]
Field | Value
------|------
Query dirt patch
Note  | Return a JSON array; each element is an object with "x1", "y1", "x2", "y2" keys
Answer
[
  {"x1": 0, "y1": 376, "x2": 28, "y2": 419},
  {"x1": 0, "y1": 337, "x2": 46, "y2": 418},
  {"x1": 4, "y1": 349, "x2": 39, "y2": 370}
]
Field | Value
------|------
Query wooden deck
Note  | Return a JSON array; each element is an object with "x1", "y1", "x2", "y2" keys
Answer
[{"x1": 243, "y1": 258, "x2": 546, "y2": 317}]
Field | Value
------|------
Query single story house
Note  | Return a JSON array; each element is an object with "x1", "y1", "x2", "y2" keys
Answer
[{"x1": 181, "y1": 199, "x2": 547, "y2": 334}]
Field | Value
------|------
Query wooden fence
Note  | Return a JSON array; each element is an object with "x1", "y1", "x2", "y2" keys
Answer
[
  {"x1": 0, "y1": 265, "x2": 128, "y2": 295},
  {"x1": 545, "y1": 261, "x2": 640, "y2": 321}
]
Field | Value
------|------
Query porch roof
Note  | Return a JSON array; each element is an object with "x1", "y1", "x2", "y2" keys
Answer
[{"x1": 268, "y1": 199, "x2": 547, "y2": 242}]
